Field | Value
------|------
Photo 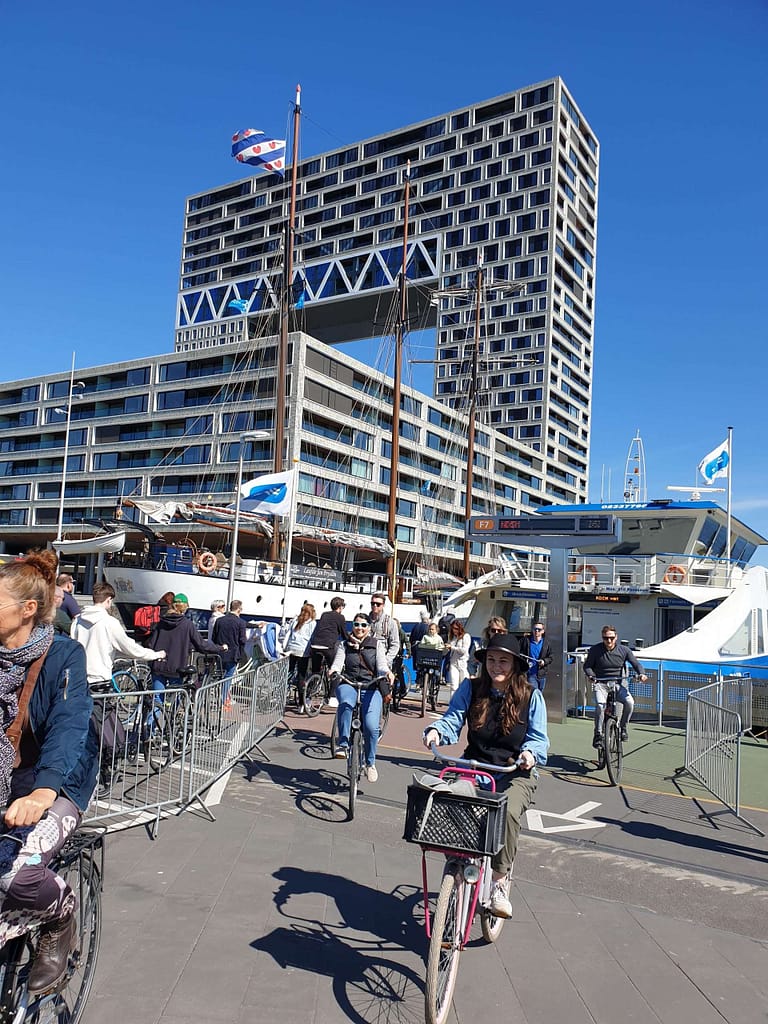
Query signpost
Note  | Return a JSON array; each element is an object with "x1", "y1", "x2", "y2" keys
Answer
[{"x1": 467, "y1": 514, "x2": 621, "y2": 723}]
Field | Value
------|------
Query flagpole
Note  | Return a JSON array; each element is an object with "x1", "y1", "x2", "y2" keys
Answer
[
  {"x1": 726, "y1": 424, "x2": 733, "y2": 583},
  {"x1": 270, "y1": 84, "x2": 301, "y2": 562},
  {"x1": 281, "y1": 462, "x2": 299, "y2": 625}
]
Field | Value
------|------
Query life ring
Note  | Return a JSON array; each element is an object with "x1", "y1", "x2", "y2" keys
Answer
[
  {"x1": 570, "y1": 565, "x2": 598, "y2": 586},
  {"x1": 663, "y1": 565, "x2": 687, "y2": 585},
  {"x1": 197, "y1": 551, "x2": 217, "y2": 574}
]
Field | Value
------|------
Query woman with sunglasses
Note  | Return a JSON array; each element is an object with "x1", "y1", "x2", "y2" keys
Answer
[
  {"x1": 329, "y1": 614, "x2": 392, "y2": 783},
  {"x1": 423, "y1": 632, "x2": 548, "y2": 918},
  {"x1": 481, "y1": 616, "x2": 508, "y2": 648}
]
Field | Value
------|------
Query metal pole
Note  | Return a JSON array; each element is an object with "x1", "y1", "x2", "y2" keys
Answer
[
  {"x1": 270, "y1": 85, "x2": 301, "y2": 562},
  {"x1": 56, "y1": 352, "x2": 76, "y2": 544},
  {"x1": 227, "y1": 444, "x2": 246, "y2": 608},
  {"x1": 726, "y1": 425, "x2": 733, "y2": 583},
  {"x1": 386, "y1": 162, "x2": 410, "y2": 583},
  {"x1": 280, "y1": 461, "x2": 299, "y2": 625}
]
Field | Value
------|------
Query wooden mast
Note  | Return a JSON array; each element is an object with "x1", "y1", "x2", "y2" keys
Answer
[
  {"x1": 385, "y1": 162, "x2": 411, "y2": 586},
  {"x1": 462, "y1": 264, "x2": 483, "y2": 582},
  {"x1": 270, "y1": 84, "x2": 301, "y2": 562}
]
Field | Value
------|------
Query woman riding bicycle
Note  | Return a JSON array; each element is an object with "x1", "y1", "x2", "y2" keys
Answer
[
  {"x1": 330, "y1": 614, "x2": 392, "y2": 783},
  {"x1": 423, "y1": 632, "x2": 548, "y2": 918},
  {"x1": 0, "y1": 550, "x2": 99, "y2": 994}
]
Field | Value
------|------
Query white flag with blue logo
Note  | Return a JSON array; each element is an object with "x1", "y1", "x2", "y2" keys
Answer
[
  {"x1": 698, "y1": 439, "x2": 730, "y2": 484},
  {"x1": 240, "y1": 470, "x2": 295, "y2": 516}
]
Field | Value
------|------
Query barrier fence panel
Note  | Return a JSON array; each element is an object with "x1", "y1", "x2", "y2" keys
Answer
[
  {"x1": 85, "y1": 687, "x2": 189, "y2": 835},
  {"x1": 684, "y1": 679, "x2": 763, "y2": 836},
  {"x1": 184, "y1": 656, "x2": 290, "y2": 809},
  {"x1": 84, "y1": 657, "x2": 291, "y2": 833}
]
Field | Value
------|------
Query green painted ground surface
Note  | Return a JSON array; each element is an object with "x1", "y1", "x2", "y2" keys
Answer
[{"x1": 545, "y1": 715, "x2": 767, "y2": 811}]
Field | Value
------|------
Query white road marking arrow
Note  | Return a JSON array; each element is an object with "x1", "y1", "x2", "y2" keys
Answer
[{"x1": 525, "y1": 800, "x2": 606, "y2": 834}]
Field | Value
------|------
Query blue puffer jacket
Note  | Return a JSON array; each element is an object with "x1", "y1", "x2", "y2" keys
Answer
[{"x1": 9, "y1": 634, "x2": 99, "y2": 812}]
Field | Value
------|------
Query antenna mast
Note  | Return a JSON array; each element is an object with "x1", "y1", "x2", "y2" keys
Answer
[{"x1": 623, "y1": 430, "x2": 647, "y2": 502}]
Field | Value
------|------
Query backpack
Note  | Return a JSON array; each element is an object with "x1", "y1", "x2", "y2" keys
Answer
[
  {"x1": 134, "y1": 605, "x2": 160, "y2": 639},
  {"x1": 91, "y1": 700, "x2": 127, "y2": 785}
]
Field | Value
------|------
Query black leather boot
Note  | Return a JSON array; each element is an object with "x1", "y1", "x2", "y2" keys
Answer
[{"x1": 28, "y1": 912, "x2": 76, "y2": 994}]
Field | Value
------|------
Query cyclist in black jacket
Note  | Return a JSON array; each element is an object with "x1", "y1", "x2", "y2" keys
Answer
[{"x1": 583, "y1": 626, "x2": 647, "y2": 746}]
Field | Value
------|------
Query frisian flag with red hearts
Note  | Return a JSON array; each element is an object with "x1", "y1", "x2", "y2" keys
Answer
[{"x1": 231, "y1": 128, "x2": 286, "y2": 175}]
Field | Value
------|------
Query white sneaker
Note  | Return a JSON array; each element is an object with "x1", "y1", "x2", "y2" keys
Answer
[
  {"x1": 489, "y1": 877, "x2": 512, "y2": 918},
  {"x1": 334, "y1": 746, "x2": 348, "y2": 760},
  {"x1": 366, "y1": 765, "x2": 378, "y2": 783},
  {"x1": 328, "y1": 696, "x2": 339, "y2": 708}
]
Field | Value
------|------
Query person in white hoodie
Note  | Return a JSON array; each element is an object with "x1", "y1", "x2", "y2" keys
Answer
[{"x1": 71, "y1": 582, "x2": 165, "y2": 687}]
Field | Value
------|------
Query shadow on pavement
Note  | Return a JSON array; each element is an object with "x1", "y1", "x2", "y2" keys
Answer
[
  {"x1": 595, "y1": 815, "x2": 768, "y2": 864},
  {"x1": 252, "y1": 868, "x2": 426, "y2": 1022}
]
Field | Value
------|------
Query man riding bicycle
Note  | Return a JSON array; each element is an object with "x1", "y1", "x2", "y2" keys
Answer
[{"x1": 583, "y1": 626, "x2": 647, "y2": 748}]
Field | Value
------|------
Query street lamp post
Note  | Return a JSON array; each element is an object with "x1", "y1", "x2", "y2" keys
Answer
[
  {"x1": 226, "y1": 430, "x2": 270, "y2": 607},
  {"x1": 55, "y1": 353, "x2": 85, "y2": 544}
]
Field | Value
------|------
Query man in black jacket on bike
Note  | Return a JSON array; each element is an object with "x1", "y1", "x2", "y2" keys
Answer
[{"x1": 583, "y1": 626, "x2": 647, "y2": 747}]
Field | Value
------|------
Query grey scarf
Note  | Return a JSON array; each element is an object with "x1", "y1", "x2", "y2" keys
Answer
[{"x1": 0, "y1": 624, "x2": 54, "y2": 805}]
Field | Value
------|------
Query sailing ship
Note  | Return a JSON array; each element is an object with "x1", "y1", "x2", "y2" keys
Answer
[{"x1": 99, "y1": 89, "x2": 460, "y2": 630}]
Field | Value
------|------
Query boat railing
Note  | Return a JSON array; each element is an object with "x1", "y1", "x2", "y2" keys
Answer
[{"x1": 504, "y1": 553, "x2": 740, "y2": 593}]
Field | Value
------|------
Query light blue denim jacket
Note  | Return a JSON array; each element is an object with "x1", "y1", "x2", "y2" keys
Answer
[{"x1": 426, "y1": 679, "x2": 549, "y2": 765}]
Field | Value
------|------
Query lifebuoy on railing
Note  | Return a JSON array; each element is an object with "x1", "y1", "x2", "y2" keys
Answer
[
  {"x1": 663, "y1": 564, "x2": 687, "y2": 585},
  {"x1": 197, "y1": 551, "x2": 217, "y2": 575},
  {"x1": 569, "y1": 564, "x2": 598, "y2": 586}
]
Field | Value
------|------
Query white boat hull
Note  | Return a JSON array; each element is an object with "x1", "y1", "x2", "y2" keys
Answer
[
  {"x1": 105, "y1": 565, "x2": 426, "y2": 629},
  {"x1": 54, "y1": 532, "x2": 127, "y2": 555}
]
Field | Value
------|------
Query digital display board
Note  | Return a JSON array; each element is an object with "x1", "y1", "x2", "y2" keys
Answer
[{"x1": 469, "y1": 515, "x2": 617, "y2": 539}]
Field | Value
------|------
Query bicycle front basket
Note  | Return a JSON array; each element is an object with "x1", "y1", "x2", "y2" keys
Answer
[{"x1": 403, "y1": 784, "x2": 507, "y2": 856}]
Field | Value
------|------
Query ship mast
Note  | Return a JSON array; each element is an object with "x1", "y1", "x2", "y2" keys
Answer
[
  {"x1": 623, "y1": 430, "x2": 647, "y2": 502},
  {"x1": 385, "y1": 163, "x2": 411, "y2": 585},
  {"x1": 270, "y1": 85, "x2": 301, "y2": 562},
  {"x1": 462, "y1": 265, "x2": 483, "y2": 581}
]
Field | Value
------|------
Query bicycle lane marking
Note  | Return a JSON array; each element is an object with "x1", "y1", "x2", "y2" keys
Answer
[{"x1": 525, "y1": 801, "x2": 606, "y2": 834}]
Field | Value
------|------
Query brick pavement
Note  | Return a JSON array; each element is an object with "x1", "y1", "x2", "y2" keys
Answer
[{"x1": 80, "y1": 719, "x2": 768, "y2": 1024}]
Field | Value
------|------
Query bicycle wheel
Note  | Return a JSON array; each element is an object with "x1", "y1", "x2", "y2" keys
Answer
[
  {"x1": 330, "y1": 713, "x2": 339, "y2": 757},
  {"x1": 480, "y1": 866, "x2": 506, "y2": 943},
  {"x1": 0, "y1": 936, "x2": 31, "y2": 1021},
  {"x1": 379, "y1": 698, "x2": 390, "y2": 739},
  {"x1": 428, "y1": 671, "x2": 441, "y2": 713},
  {"x1": 420, "y1": 671, "x2": 428, "y2": 718},
  {"x1": 425, "y1": 871, "x2": 463, "y2": 1024},
  {"x1": 303, "y1": 673, "x2": 325, "y2": 717},
  {"x1": 171, "y1": 701, "x2": 189, "y2": 758},
  {"x1": 604, "y1": 717, "x2": 623, "y2": 785},
  {"x1": 146, "y1": 705, "x2": 172, "y2": 773},
  {"x1": 39, "y1": 854, "x2": 103, "y2": 1024},
  {"x1": 347, "y1": 728, "x2": 362, "y2": 820},
  {"x1": 111, "y1": 671, "x2": 142, "y2": 726}
]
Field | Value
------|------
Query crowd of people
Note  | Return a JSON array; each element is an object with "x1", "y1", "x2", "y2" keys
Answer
[{"x1": 0, "y1": 546, "x2": 647, "y2": 965}]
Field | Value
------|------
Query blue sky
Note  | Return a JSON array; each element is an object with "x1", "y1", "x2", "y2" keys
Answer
[{"x1": 1, "y1": 1, "x2": 766, "y2": 559}]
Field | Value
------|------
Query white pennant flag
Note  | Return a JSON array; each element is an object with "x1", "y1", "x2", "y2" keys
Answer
[
  {"x1": 698, "y1": 439, "x2": 730, "y2": 485},
  {"x1": 239, "y1": 470, "x2": 295, "y2": 516}
]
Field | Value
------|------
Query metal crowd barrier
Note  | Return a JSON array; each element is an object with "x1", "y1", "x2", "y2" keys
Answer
[
  {"x1": 566, "y1": 655, "x2": 763, "y2": 728},
  {"x1": 684, "y1": 678, "x2": 763, "y2": 835},
  {"x1": 84, "y1": 657, "x2": 291, "y2": 835}
]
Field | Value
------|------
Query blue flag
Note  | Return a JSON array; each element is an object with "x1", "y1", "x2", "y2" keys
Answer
[
  {"x1": 231, "y1": 129, "x2": 286, "y2": 176},
  {"x1": 295, "y1": 289, "x2": 307, "y2": 310},
  {"x1": 228, "y1": 299, "x2": 249, "y2": 313},
  {"x1": 239, "y1": 470, "x2": 295, "y2": 516}
]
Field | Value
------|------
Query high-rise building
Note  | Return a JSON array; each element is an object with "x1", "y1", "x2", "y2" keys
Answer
[{"x1": 177, "y1": 77, "x2": 598, "y2": 504}]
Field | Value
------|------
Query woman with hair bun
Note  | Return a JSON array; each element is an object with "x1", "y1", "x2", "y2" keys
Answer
[{"x1": 0, "y1": 549, "x2": 98, "y2": 994}]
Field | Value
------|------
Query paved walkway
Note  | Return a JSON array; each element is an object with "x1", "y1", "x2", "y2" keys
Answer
[{"x1": 81, "y1": 702, "x2": 768, "y2": 1024}]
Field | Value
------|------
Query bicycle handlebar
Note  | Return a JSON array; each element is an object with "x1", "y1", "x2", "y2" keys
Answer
[{"x1": 429, "y1": 742, "x2": 522, "y2": 773}]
